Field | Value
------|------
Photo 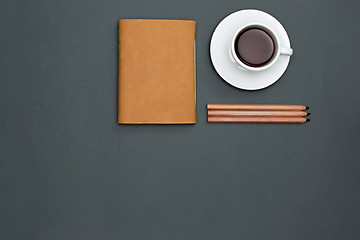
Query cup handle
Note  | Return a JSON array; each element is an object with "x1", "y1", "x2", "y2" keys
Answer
[{"x1": 280, "y1": 47, "x2": 293, "y2": 56}]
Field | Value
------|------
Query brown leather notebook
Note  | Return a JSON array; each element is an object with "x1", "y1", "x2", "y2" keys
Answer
[{"x1": 118, "y1": 19, "x2": 197, "y2": 124}]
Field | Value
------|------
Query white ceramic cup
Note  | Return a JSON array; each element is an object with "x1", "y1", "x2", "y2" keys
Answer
[{"x1": 230, "y1": 23, "x2": 293, "y2": 71}]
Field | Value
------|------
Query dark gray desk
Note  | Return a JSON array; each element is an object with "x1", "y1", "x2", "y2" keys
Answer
[{"x1": 1, "y1": 0, "x2": 360, "y2": 239}]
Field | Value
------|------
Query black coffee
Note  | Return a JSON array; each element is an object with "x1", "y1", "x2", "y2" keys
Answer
[{"x1": 234, "y1": 28, "x2": 275, "y2": 67}]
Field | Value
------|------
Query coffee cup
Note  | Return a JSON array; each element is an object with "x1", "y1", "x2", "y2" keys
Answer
[{"x1": 230, "y1": 23, "x2": 293, "y2": 71}]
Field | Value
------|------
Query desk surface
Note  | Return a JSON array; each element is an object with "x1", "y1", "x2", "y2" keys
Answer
[{"x1": 1, "y1": 0, "x2": 360, "y2": 239}]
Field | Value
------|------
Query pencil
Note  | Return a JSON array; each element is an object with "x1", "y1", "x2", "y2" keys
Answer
[
  {"x1": 207, "y1": 104, "x2": 309, "y2": 111},
  {"x1": 208, "y1": 110, "x2": 309, "y2": 117},
  {"x1": 208, "y1": 116, "x2": 310, "y2": 123}
]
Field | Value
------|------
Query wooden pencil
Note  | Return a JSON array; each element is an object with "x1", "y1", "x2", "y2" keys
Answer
[
  {"x1": 208, "y1": 116, "x2": 309, "y2": 123},
  {"x1": 208, "y1": 110, "x2": 309, "y2": 117},
  {"x1": 207, "y1": 104, "x2": 308, "y2": 111}
]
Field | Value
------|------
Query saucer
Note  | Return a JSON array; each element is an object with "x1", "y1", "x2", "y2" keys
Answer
[{"x1": 210, "y1": 9, "x2": 292, "y2": 90}]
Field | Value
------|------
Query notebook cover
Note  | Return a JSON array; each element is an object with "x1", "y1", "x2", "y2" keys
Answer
[{"x1": 118, "y1": 19, "x2": 197, "y2": 124}]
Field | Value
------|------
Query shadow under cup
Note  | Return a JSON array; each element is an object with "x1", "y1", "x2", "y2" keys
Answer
[{"x1": 234, "y1": 25, "x2": 278, "y2": 68}]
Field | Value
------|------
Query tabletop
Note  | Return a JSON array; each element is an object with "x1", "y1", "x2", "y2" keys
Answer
[{"x1": 1, "y1": 0, "x2": 360, "y2": 239}]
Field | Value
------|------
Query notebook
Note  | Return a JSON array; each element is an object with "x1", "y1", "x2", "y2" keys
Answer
[{"x1": 118, "y1": 19, "x2": 197, "y2": 124}]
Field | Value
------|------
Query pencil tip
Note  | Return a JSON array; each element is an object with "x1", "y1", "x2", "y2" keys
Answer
[
  {"x1": 305, "y1": 106, "x2": 309, "y2": 109},
  {"x1": 307, "y1": 113, "x2": 311, "y2": 116},
  {"x1": 306, "y1": 119, "x2": 311, "y2": 122}
]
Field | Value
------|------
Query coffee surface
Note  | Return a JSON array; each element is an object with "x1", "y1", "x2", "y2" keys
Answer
[{"x1": 235, "y1": 28, "x2": 275, "y2": 67}]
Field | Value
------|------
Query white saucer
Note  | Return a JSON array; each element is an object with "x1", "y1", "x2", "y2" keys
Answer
[{"x1": 210, "y1": 9, "x2": 292, "y2": 90}]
